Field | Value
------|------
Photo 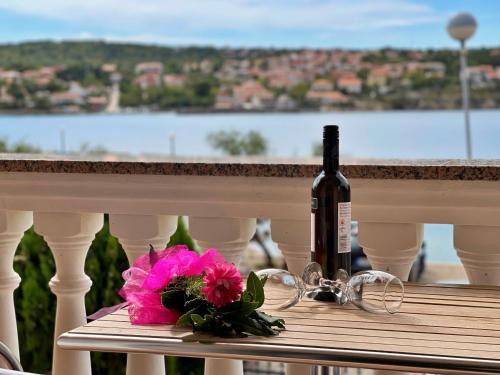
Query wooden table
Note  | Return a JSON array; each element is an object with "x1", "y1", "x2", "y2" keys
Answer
[{"x1": 58, "y1": 283, "x2": 500, "y2": 374}]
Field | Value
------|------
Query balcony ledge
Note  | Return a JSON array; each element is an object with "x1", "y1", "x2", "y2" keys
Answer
[{"x1": 0, "y1": 154, "x2": 499, "y2": 181}]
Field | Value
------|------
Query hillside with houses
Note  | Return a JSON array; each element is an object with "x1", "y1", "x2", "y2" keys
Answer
[{"x1": 0, "y1": 41, "x2": 500, "y2": 113}]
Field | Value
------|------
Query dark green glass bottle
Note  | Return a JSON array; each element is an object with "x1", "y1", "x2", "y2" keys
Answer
[{"x1": 311, "y1": 125, "x2": 351, "y2": 300}]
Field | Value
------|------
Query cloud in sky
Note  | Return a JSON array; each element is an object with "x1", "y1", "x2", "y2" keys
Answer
[{"x1": 0, "y1": 0, "x2": 441, "y2": 37}]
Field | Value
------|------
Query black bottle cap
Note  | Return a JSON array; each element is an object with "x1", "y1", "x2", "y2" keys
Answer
[{"x1": 323, "y1": 125, "x2": 339, "y2": 141}]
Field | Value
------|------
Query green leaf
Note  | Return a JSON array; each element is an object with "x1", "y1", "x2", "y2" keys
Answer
[
  {"x1": 255, "y1": 310, "x2": 286, "y2": 329},
  {"x1": 246, "y1": 271, "x2": 265, "y2": 308},
  {"x1": 190, "y1": 314, "x2": 206, "y2": 328},
  {"x1": 176, "y1": 310, "x2": 196, "y2": 327},
  {"x1": 161, "y1": 289, "x2": 185, "y2": 310}
]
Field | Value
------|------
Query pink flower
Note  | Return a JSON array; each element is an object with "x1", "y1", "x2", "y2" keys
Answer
[
  {"x1": 119, "y1": 245, "x2": 188, "y2": 301},
  {"x1": 142, "y1": 248, "x2": 225, "y2": 291},
  {"x1": 119, "y1": 246, "x2": 227, "y2": 325},
  {"x1": 202, "y1": 263, "x2": 243, "y2": 308}
]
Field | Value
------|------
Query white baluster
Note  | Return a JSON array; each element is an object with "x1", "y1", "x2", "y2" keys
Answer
[
  {"x1": 110, "y1": 214, "x2": 178, "y2": 375},
  {"x1": 359, "y1": 222, "x2": 423, "y2": 375},
  {"x1": 0, "y1": 210, "x2": 32, "y2": 360},
  {"x1": 455, "y1": 225, "x2": 500, "y2": 285},
  {"x1": 189, "y1": 217, "x2": 256, "y2": 375},
  {"x1": 358, "y1": 222, "x2": 423, "y2": 280},
  {"x1": 271, "y1": 218, "x2": 311, "y2": 375},
  {"x1": 189, "y1": 217, "x2": 256, "y2": 266},
  {"x1": 34, "y1": 212, "x2": 103, "y2": 375}
]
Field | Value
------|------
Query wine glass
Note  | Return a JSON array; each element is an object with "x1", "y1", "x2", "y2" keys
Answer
[{"x1": 256, "y1": 262, "x2": 404, "y2": 314}]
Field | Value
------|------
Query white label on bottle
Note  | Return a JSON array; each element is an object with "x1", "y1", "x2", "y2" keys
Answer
[
  {"x1": 338, "y1": 202, "x2": 351, "y2": 253},
  {"x1": 311, "y1": 212, "x2": 315, "y2": 252}
]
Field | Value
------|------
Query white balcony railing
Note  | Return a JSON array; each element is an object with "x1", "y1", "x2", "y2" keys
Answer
[{"x1": 0, "y1": 156, "x2": 499, "y2": 375}]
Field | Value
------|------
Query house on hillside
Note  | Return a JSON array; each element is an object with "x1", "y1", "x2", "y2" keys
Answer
[
  {"x1": 214, "y1": 82, "x2": 277, "y2": 111},
  {"x1": 22, "y1": 67, "x2": 55, "y2": 86},
  {"x1": 163, "y1": 74, "x2": 186, "y2": 87},
  {"x1": 337, "y1": 75, "x2": 362, "y2": 94},
  {"x1": 367, "y1": 67, "x2": 389, "y2": 87},
  {"x1": 306, "y1": 90, "x2": 348, "y2": 106},
  {"x1": 214, "y1": 86, "x2": 236, "y2": 110},
  {"x1": 135, "y1": 62, "x2": 164, "y2": 75},
  {"x1": 233, "y1": 80, "x2": 274, "y2": 110},
  {"x1": 310, "y1": 78, "x2": 333, "y2": 92},
  {"x1": 468, "y1": 65, "x2": 498, "y2": 89},
  {"x1": 0, "y1": 70, "x2": 21, "y2": 84},
  {"x1": 406, "y1": 62, "x2": 446, "y2": 78},
  {"x1": 134, "y1": 73, "x2": 162, "y2": 90},
  {"x1": 101, "y1": 64, "x2": 117, "y2": 73},
  {"x1": 49, "y1": 91, "x2": 84, "y2": 107},
  {"x1": 275, "y1": 94, "x2": 297, "y2": 111},
  {"x1": 87, "y1": 96, "x2": 108, "y2": 112}
]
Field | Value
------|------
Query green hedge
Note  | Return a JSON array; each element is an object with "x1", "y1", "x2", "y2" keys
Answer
[{"x1": 14, "y1": 215, "x2": 203, "y2": 375}]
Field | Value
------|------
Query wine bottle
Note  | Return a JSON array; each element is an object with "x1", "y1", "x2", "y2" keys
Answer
[{"x1": 311, "y1": 125, "x2": 351, "y2": 290}]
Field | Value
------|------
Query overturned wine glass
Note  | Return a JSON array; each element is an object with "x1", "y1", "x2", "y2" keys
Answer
[{"x1": 256, "y1": 262, "x2": 404, "y2": 314}]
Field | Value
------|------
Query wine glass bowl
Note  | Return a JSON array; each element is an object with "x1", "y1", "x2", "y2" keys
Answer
[
  {"x1": 256, "y1": 263, "x2": 405, "y2": 314},
  {"x1": 347, "y1": 271, "x2": 405, "y2": 314},
  {"x1": 256, "y1": 268, "x2": 304, "y2": 310}
]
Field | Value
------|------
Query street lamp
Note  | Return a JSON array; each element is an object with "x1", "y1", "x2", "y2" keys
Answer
[{"x1": 447, "y1": 12, "x2": 477, "y2": 160}]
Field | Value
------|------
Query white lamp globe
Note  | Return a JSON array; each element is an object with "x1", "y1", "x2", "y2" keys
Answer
[{"x1": 447, "y1": 12, "x2": 477, "y2": 41}]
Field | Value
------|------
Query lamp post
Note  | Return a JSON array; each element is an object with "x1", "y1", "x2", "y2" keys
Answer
[
  {"x1": 169, "y1": 133, "x2": 176, "y2": 157},
  {"x1": 447, "y1": 12, "x2": 477, "y2": 160}
]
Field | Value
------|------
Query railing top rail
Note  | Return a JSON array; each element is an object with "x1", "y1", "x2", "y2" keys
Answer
[{"x1": 0, "y1": 154, "x2": 499, "y2": 181}]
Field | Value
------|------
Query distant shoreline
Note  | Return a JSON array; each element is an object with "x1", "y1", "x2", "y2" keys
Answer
[{"x1": 1, "y1": 106, "x2": 499, "y2": 116}]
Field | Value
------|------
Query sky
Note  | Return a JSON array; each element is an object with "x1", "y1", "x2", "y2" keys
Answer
[{"x1": 0, "y1": 0, "x2": 498, "y2": 49}]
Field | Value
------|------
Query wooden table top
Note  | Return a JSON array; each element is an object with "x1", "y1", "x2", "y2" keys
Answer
[{"x1": 58, "y1": 283, "x2": 500, "y2": 374}]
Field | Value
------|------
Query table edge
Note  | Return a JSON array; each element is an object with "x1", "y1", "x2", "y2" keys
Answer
[{"x1": 58, "y1": 332, "x2": 500, "y2": 375}]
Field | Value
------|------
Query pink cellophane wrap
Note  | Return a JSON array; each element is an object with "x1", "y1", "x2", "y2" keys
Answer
[{"x1": 119, "y1": 245, "x2": 225, "y2": 324}]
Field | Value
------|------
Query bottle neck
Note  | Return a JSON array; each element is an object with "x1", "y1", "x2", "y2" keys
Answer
[{"x1": 323, "y1": 139, "x2": 339, "y2": 173}]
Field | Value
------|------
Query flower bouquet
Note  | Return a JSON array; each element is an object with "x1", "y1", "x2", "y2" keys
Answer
[{"x1": 119, "y1": 245, "x2": 285, "y2": 337}]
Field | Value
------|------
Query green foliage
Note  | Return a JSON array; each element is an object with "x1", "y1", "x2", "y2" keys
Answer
[
  {"x1": 120, "y1": 74, "x2": 218, "y2": 109},
  {"x1": 312, "y1": 142, "x2": 323, "y2": 157},
  {"x1": 10, "y1": 141, "x2": 42, "y2": 154},
  {"x1": 14, "y1": 215, "x2": 201, "y2": 374},
  {"x1": 0, "y1": 138, "x2": 42, "y2": 154},
  {"x1": 168, "y1": 217, "x2": 196, "y2": 250},
  {"x1": 7, "y1": 83, "x2": 24, "y2": 100},
  {"x1": 289, "y1": 82, "x2": 310, "y2": 104},
  {"x1": 33, "y1": 96, "x2": 51, "y2": 110},
  {"x1": 14, "y1": 228, "x2": 55, "y2": 372},
  {"x1": 207, "y1": 130, "x2": 268, "y2": 156},
  {"x1": 166, "y1": 272, "x2": 284, "y2": 337},
  {"x1": 0, "y1": 138, "x2": 42, "y2": 153},
  {"x1": 0, "y1": 41, "x2": 223, "y2": 72}
]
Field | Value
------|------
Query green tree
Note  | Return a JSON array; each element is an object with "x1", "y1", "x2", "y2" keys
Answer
[
  {"x1": 242, "y1": 130, "x2": 268, "y2": 155},
  {"x1": 312, "y1": 142, "x2": 323, "y2": 157},
  {"x1": 207, "y1": 130, "x2": 268, "y2": 156},
  {"x1": 289, "y1": 82, "x2": 310, "y2": 104},
  {"x1": 33, "y1": 96, "x2": 51, "y2": 110},
  {"x1": 120, "y1": 81, "x2": 143, "y2": 107},
  {"x1": 7, "y1": 83, "x2": 25, "y2": 105},
  {"x1": 11, "y1": 141, "x2": 41, "y2": 153}
]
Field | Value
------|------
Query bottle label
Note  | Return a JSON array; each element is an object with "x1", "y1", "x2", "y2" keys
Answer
[
  {"x1": 311, "y1": 212, "x2": 315, "y2": 253},
  {"x1": 311, "y1": 198, "x2": 317, "y2": 253},
  {"x1": 338, "y1": 202, "x2": 351, "y2": 253}
]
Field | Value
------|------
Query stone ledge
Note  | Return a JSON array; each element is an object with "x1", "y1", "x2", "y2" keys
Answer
[{"x1": 0, "y1": 154, "x2": 498, "y2": 181}]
